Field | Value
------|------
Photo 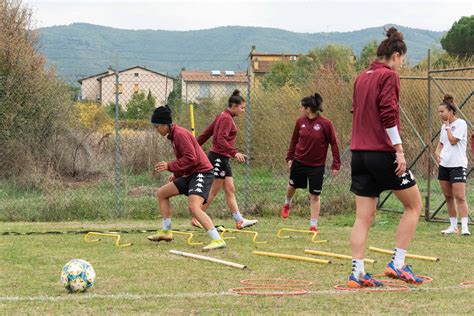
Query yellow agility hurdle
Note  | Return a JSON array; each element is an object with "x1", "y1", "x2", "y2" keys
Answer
[
  {"x1": 171, "y1": 230, "x2": 203, "y2": 246},
  {"x1": 369, "y1": 246, "x2": 440, "y2": 262},
  {"x1": 253, "y1": 251, "x2": 330, "y2": 264},
  {"x1": 277, "y1": 228, "x2": 327, "y2": 244},
  {"x1": 221, "y1": 228, "x2": 267, "y2": 244},
  {"x1": 84, "y1": 232, "x2": 132, "y2": 247},
  {"x1": 304, "y1": 249, "x2": 376, "y2": 264}
]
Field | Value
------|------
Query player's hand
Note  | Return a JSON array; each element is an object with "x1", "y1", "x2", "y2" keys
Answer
[
  {"x1": 167, "y1": 174, "x2": 175, "y2": 182},
  {"x1": 435, "y1": 153, "x2": 441, "y2": 164},
  {"x1": 394, "y1": 153, "x2": 406, "y2": 177},
  {"x1": 234, "y1": 152, "x2": 247, "y2": 163},
  {"x1": 332, "y1": 169, "x2": 339, "y2": 176},
  {"x1": 287, "y1": 160, "x2": 293, "y2": 170},
  {"x1": 154, "y1": 161, "x2": 168, "y2": 172}
]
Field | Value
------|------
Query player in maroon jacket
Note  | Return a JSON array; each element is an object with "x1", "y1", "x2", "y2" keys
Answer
[
  {"x1": 194, "y1": 90, "x2": 258, "y2": 229},
  {"x1": 280, "y1": 93, "x2": 341, "y2": 233},
  {"x1": 347, "y1": 28, "x2": 424, "y2": 288},
  {"x1": 147, "y1": 106, "x2": 226, "y2": 251}
]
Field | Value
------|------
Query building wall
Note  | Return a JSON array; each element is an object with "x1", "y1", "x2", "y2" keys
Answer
[
  {"x1": 182, "y1": 80, "x2": 247, "y2": 103},
  {"x1": 100, "y1": 68, "x2": 174, "y2": 108},
  {"x1": 80, "y1": 77, "x2": 102, "y2": 102}
]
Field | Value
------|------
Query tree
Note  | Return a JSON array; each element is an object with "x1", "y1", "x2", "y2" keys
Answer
[
  {"x1": 124, "y1": 90, "x2": 156, "y2": 119},
  {"x1": 0, "y1": 0, "x2": 73, "y2": 180},
  {"x1": 440, "y1": 15, "x2": 474, "y2": 57},
  {"x1": 261, "y1": 61, "x2": 295, "y2": 90},
  {"x1": 308, "y1": 44, "x2": 356, "y2": 77},
  {"x1": 355, "y1": 40, "x2": 378, "y2": 71}
]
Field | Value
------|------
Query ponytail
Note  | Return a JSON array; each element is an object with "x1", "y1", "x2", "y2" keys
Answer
[
  {"x1": 301, "y1": 92, "x2": 323, "y2": 113},
  {"x1": 228, "y1": 89, "x2": 245, "y2": 107}
]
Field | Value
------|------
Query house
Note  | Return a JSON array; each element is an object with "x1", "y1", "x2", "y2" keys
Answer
[
  {"x1": 249, "y1": 46, "x2": 302, "y2": 83},
  {"x1": 78, "y1": 66, "x2": 175, "y2": 108},
  {"x1": 181, "y1": 70, "x2": 247, "y2": 104}
]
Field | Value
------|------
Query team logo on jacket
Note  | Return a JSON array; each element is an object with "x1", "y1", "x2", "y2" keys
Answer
[{"x1": 313, "y1": 124, "x2": 321, "y2": 131}]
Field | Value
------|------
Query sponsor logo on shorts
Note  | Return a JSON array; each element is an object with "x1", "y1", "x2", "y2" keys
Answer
[
  {"x1": 220, "y1": 171, "x2": 226, "y2": 177},
  {"x1": 289, "y1": 179, "x2": 294, "y2": 185}
]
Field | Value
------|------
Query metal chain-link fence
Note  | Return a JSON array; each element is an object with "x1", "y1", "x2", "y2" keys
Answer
[{"x1": 1, "y1": 53, "x2": 472, "y2": 223}]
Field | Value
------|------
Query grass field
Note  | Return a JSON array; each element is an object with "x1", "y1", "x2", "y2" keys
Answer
[{"x1": 1, "y1": 212, "x2": 473, "y2": 314}]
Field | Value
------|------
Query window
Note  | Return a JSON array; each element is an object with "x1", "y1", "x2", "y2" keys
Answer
[
  {"x1": 225, "y1": 83, "x2": 235, "y2": 95},
  {"x1": 134, "y1": 73, "x2": 139, "y2": 77},
  {"x1": 133, "y1": 84, "x2": 139, "y2": 93},
  {"x1": 199, "y1": 83, "x2": 210, "y2": 98}
]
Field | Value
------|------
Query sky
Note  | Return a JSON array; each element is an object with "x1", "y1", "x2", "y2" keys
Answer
[{"x1": 26, "y1": 0, "x2": 473, "y2": 33}]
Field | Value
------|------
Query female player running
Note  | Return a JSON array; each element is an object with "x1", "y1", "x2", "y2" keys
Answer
[
  {"x1": 147, "y1": 105, "x2": 226, "y2": 251},
  {"x1": 280, "y1": 92, "x2": 341, "y2": 233},
  {"x1": 348, "y1": 27, "x2": 424, "y2": 288}
]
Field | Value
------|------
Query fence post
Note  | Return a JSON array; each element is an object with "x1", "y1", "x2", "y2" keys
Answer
[
  {"x1": 426, "y1": 49, "x2": 431, "y2": 220},
  {"x1": 114, "y1": 65, "x2": 123, "y2": 217},
  {"x1": 245, "y1": 64, "x2": 252, "y2": 213}
]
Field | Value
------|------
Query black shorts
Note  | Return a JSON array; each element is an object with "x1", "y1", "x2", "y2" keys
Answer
[
  {"x1": 208, "y1": 151, "x2": 232, "y2": 179},
  {"x1": 173, "y1": 170, "x2": 214, "y2": 203},
  {"x1": 289, "y1": 160, "x2": 325, "y2": 195},
  {"x1": 438, "y1": 166, "x2": 467, "y2": 183},
  {"x1": 350, "y1": 151, "x2": 417, "y2": 197}
]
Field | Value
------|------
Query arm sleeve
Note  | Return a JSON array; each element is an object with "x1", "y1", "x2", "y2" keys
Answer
[
  {"x1": 452, "y1": 120, "x2": 467, "y2": 141},
  {"x1": 286, "y1": 121, "x2": 300, "y2": 162},
  {"x1": 214, "y1": 116, "x2": 238, "y2": 157},
  {"x1": 167, "y1": 133, "x2": 198, "y2": 177},
  {"x1": 379, "y1": 72, "x2": 400, "y2": 129},
  {"x1": 328, "y1": 122, "x2": 341, "y2": 170},
  {"x1": 196, "y1": 117, "x2": 216, "y2": 145}
]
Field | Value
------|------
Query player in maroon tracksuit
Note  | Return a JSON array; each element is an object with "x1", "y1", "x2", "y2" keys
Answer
[
  {"x1": 280, "y1": 93, "x2": 341, "y2": 233},
  {"x1": 195, "y1": 90, "x2": 258, "y2": 230},
  {"x1": 147, "y1": 106, "x2": 226, "y2": 251},
  {"x1": 347, "y1": 28, "x2": 424, "y2": 288}
]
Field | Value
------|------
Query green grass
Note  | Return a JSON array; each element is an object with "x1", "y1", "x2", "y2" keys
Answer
[{"x1": 1, "y1": 213, "x2": 473, "y2": 314}]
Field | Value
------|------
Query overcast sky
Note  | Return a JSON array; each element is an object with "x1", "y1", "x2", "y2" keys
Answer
[{"x1": 26, "y1": 0, "x2": 473, "y2": 33}]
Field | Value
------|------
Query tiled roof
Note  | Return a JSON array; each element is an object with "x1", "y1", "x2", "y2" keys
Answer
[{"x1": 181, "y1": 71, "x2": 247, "y2": 83}]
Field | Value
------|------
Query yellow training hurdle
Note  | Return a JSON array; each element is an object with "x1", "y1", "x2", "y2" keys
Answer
[
  {"x1": 369, "y1": 246, "x2": 440, "y2": 262},
  {"x1": 253, "y1": 251, "x2": 331, "y2": 264},
  {"x1": 84, "y1": 232, "x2": 132, "y2": 247},
  {"x1": 277, "y1": 228, "x2": 328, "y2": 243},
  {"x1": 221, "y1": 228, "x2": 267, "y2": 244},
  {"x1": 304, "y1": 249, "x2": 376, "y2": 264},
  {"x1": 171, "y1": 230, "x2": 203, "y2": 246}
]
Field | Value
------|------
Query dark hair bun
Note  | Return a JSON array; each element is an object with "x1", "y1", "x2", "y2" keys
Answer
[
  {"x1": 386, "y1": 27, "x2": 404, "y2": 41},
  {"x1": 314, "y1": 93, "x2": 323, "y2": 105},
  {"x1": 232, "y1": 89, "x2": 240, "y2": 96},
  {"x1": 443, "y1": 93, "x2": 454, "y2": 103}
]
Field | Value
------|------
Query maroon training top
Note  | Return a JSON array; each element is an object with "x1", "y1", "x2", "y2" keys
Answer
[
  {"x1": 350, "y1": 60, "x2": 401, "y2": 152},
  {"x1": 196, "y1": 108, "x2": 238, "y2": 158},
  {"x1": 286, "y1": 115, "x2": 341, "y2": 170},
  {"x1": 167, "y1": 124, "x2": 213, "y2": 178}
]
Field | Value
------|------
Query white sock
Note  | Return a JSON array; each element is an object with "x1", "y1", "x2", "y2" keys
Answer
[
  {"x1": 450, "y1": 217, "x2": 458, "y2": 228},
  {"x1": 310, "y1": 219, "x2": 318, "y2": 227},
  {"x1": 285, "y1": 197, "x2": 292, "y2": 205},
  {"x1": 207, "y1": 228, "x2": 221, "y2": 241},
  {"x1": 232, "y1": 211, "x2": 244, "y2": 222},
  {"x1": 461, "y1": 217, "x2": 468, "y2": 230},
  {"x1": 351, "y1": 259, "x2": 365, "y2": 278},
  {"x1": 392, "y1": 248, "x2": 407, "y2": 269},
  {"x1": 162, "y1": 218, "x2": 171, "y2": 231}
]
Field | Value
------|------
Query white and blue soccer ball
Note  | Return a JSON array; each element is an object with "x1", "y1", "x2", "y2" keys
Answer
[{"x1": 60, "y1": 259, "x2": 96, "y2": 293}]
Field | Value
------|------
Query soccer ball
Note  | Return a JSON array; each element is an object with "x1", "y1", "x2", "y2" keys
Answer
[{"x1": 60, "y1": 259, "x2": 96, "y2": 293}]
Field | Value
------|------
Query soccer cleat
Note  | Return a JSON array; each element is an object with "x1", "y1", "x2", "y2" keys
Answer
[
  {"x1": 347, "y1": 273, "x2": 383, "y2": 288},
  {"x1": 309, "y1": 226, "x2": 320, "y2": 235},
  {"x1": 384, "y1": 262, "x2": 423, "y2": 284},
  {"x1": 461, "y1": 227, "x2": 471, "y2": 236},
  {"x1": 147, "y1": 230, "x2": 173, "y2": 242},
  {"x1": 441, "y1": 226, "x2": 459, "y2": 235},
  {"x1": 236, "y1": 218, "x2": 258, "y2": 230},
  {"x1": 191, "y1": 217, "x2": 204, "y2": 229},
  {"x1": 202, "y1": 239, "x2": 226, "y2": 251},
  {"x1": 280, "y1": 203, "x2": 291, "y2": 219}
]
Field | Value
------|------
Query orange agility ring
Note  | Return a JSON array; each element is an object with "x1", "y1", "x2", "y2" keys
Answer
[
  {"x1": 334, "y1": 283, "x2": 410, "y2": 292},
  {"x1": 229, "y1": 286, "x2": 308, "y2": 296},
  {"x1": 240, "y1": 278, "x2": 313, "y2": 287},
  {"x1": 460, "y1": 281, "x2": 474, "y2": 288},
  {"x1": 372, "y1": 274, "x2": 433, "y2": 283}
]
